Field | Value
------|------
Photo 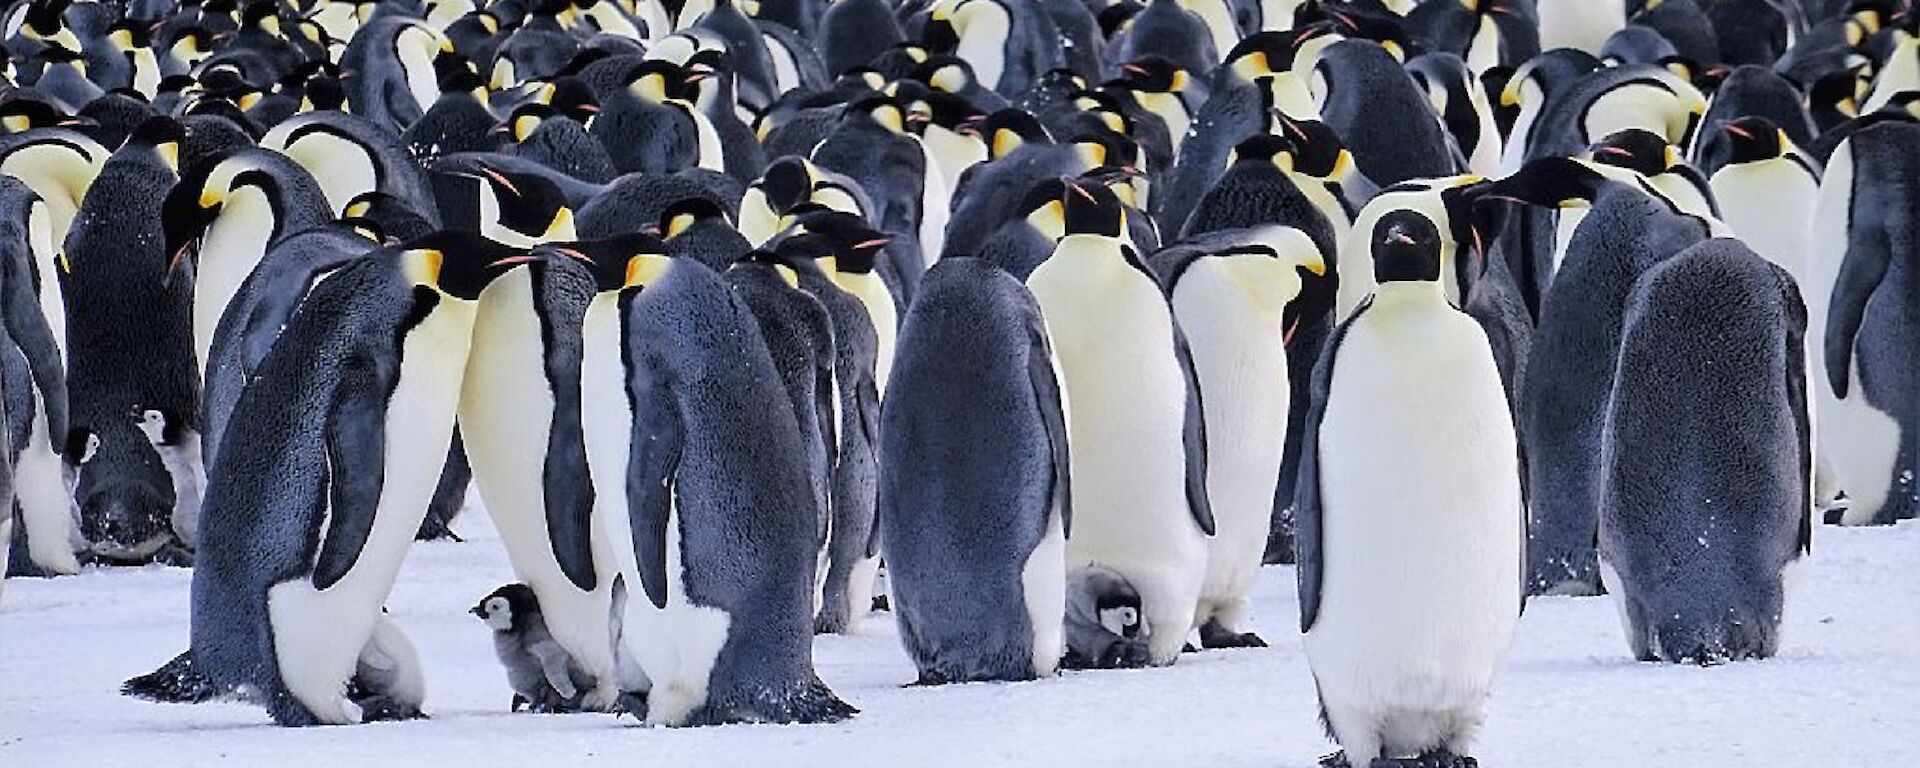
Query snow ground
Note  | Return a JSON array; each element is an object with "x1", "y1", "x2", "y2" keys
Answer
[{"x1": 1, "y1": 517, "x2": 1915, "y2": 768}]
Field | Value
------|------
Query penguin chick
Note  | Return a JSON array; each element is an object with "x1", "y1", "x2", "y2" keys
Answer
[
  {"x1": 1061, "y1": 566, "x2": 1152, "y2": 670},
  {"x1": 471, "y1": 583, "x2": 596, "y2": 713}
]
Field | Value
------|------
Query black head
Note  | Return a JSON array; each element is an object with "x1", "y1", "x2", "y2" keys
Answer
[
  {"x1": 472, "y1": 583, "x2": 539, "y2": 632},
  {"x1": 1069, "y1": 127, "x2": 1139, "y2": 172},
  {"x1": 1095, "y1": 1, "x2": 1140, "y2": 38},
  {"x1": 624, "y1": 59, "x2": 698, "y2": 102},
  {"x1": 434, "y1": 50, "x2": 485, "y2": 93},
  {"x1": 399, "y1": 230, "x2": 532, "y2": 300},
  {"x1": 1589, "y1": 128, "x2": 1677, "y2": 176},
  {"x1": 461, "y1": 163, "x2": 572, "y2": 241},
  {"x1": 658, "y1": 196, "x2": 730, "y2": 240},
  {"x1": 1274, "y1": 116, "x2": 1349, "y2": 178},
  {"x1": 1061, "y1": 179, "x2": 1126, "y2": 238},
  {"x1": 1115, "y1": 56, "x2": 1185, "y2": 93},
  {"x1": 758, "y1": 157, "x2": 813, "y2": 213},
  {"x1": 0, "y1": 98, "x2": 81, "y2": 132},
  {"x1": 1224, "y1": 29, "x2": 1314, "y2": 80},
  {"x1": 1230, "y1": 133, "x2": 1295, "y2": 166},
  {"x1": 1372, "y1": 209, "x2": 1444, "y2": 284},
  {"x1": 981, "y1": 108, "x2": 1051, "y2": 159},
  {"x1": 540, "y1": 232, "x2": 672, "y2": 292},
  {"x1": 499, "y1": 102, "x2": 558, "y2": 141},
  {"x1": 1484, "y1": 157, "x2": 1606, "y2": 209},
  {"x1": 127, "y1": 115, "x2": 184, "y2": 162},
  {"x1": 778, "y1": 208, "x2": 890, "y2": 274},
  {"x1": 1722, "y1": 116, "x2": 1787, "y2": 165},
  {"x1": 921, "y1": 90, "x2": 986, "y2": 132},
  {"x1": 549, "y1": 77, "x2": 600, "y2": 123},
  {"x1": 343, "y1": 191, "x2": 435, "y2": 243},
  {"x1": 305, "y1": 76, "x2": 348, "y2": 111}
]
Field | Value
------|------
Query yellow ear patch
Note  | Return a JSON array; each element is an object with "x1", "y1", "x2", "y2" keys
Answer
[
  {"x1": 625, "y1": 253, "x2": 672, "y2": 287},
  {"x1": 403, "y1": 248, "x2": 445, "y2": 287},
  {"x1": 774, "y1": 264, "x2": 800, "y2": 289}
]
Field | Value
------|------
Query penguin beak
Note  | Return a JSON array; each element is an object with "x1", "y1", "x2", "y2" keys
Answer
[
  {"x1": 469, "y1": 606, "x2": 485, "y2": 618},
  {"x1": 1724, "y1": 123, "x2": 1753, "y2": 140},
  {"x1": 489, "y1": 255, "x2": 542, "y2": 267},
  {"x1": 1596, "y1": 146, "x2": 1634, "y2": 159}
]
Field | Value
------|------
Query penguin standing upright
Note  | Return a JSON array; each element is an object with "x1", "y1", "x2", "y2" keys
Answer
[
  {"x1": 1296, "y1": 209, "x2": 1522, "y2": 768},
  {"x1": 923, "y1": 0, "x2": 1065, "y2": 97},
  {"x1": 0, "y1": 177, "x2": 74, "y2": 577},
  {"x1": 260, "y1": 110, "x2": 443, "y2": 224},
  {"x1": 61, "y1": 118, "x2": 197, "y2": 564},
  {"x1": 811, "y1": 95, "x2": 939, "y2": 302},
  {"x1": 189, "y1": 242, "x2": 500, "y2": 726},
  {"x1": 580, "y1": 249, "x2": 855, "y2": 726},
  {"x1": 1313, "y1": 39, "x2": 1460, "y2": 186},
  {"x1": 879, "y1": 256, "x2": 1070, "y2": 682},
  {"x1": 337, "y1": 17, "x2": 446, "y2": 132},
  {"x1": 1709, "y1": 117, "x2": 1820, "y2": 288},
  {"x1": 1809, "y1": 121, "x2": 1920, "y2": 525},
  {"x1": 1492, "y1": 158, "x2": 1712, "y2": 595},
  {"x1": 1600, "y1": 238, "x2": 1811, "y2": 664},
  {"x1": 759, "y1": 213, "x2": 891, "y2": 635},
  {"x1": 1151, "y1": 225, "x2": 1325, "y2": 649},
  {"x1": 1024, "y1": 182, "x2": 1213, "y2": 665},
  {"x1": 457, "y1": 248, "x2": 619, "y2": 712}
]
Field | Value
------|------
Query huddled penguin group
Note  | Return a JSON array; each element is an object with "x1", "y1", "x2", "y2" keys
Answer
[{"x1": 0, "y1": 0, "x2": 1911, "y2": 763}]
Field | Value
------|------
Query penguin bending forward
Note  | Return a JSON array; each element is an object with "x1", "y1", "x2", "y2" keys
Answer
[
  {"x1": 1296, "y1": 210, "x2": 1523, "y2": 767},
  {"x1": 188, "y1": 240, "x2": 501, "y2": 726},
  {"x1": 879, "y1": 257, "x2": 1070, "y2": 684}
]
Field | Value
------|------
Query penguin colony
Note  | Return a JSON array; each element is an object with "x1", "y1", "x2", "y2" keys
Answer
[{"x1": 0, "y1": 0, "x2": 1910, "y2": 762}]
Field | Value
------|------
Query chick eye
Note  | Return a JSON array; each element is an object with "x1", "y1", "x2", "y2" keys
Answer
[{"x1": 1119, "y1": 607, "x2": 1138, "y2": 627}]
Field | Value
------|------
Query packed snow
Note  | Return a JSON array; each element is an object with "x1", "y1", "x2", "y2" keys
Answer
[{"x1": 4, "y1": 515, "x2": 1915, "y2": 766}]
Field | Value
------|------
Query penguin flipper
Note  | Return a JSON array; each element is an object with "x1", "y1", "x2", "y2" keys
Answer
[
  {"x1": 1170, "y1": 315, "x2": 1216, "y2": 536},
  {"x1": 1777, "y1": 265, "x2": 1814, "y2": 557},
  {"x1": 856, "y1": 376, "x2": 882, "y2": 558},
  {"x1": 1028, "y1": 325, "x2": 1072, "y2": 538},
  {"x1": 0, "y1": 237, "x2": 66, "y2": 441},
  {"x1": 1823, "y1": 208, "x2": 1893, "y2": 399},
  {"x1": 313, "y1": 353, "x2": 396, "y2": 590},
  {"x1": 627, "y1": 355, "x2": 682, "y2": 611},
  {"x1": 1296, "y1": 298, "x2": 1368, "y2": 634}
]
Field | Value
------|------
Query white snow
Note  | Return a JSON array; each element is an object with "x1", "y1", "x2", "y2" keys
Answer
[{"x1": 2, "y1": 518, "x2": 1917, "y2": 767}]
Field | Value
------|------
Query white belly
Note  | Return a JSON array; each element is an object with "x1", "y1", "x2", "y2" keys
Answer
[
  {"x1": 1028, "y1": 244, "x2": 1207, "y2": 662},
  {"x1": 1172, "y1": 264, "x2": 1291, "y2": 624},
  {"x1": 195, "y1": 192, "x2": 276, "y2": 373},
  {"x1": 915, "y1": 138, "x2": 950, "y2": 271},
  {"x1": 460, "y1": 270, "x2": 617, "y2": 701},
  {"x1": 1021, "y1": 507, "x2": 1067, "y2": 677},
  {"x1": 1537, "y1": 0, "x2": 1625, "y2": 55},
  {"x1": 615, "y1": 489, "x2": 734, "y2": 727},
  {"x1": 266, "y1": 128, "x2": 379, "y2": 215},
  {"x1": 1711, "y1": 161, "x2": 1818, "y2": 288},
  {"x1": 1304, "y1": 295, "x2": 1521, "y2": 718},
  {"x1": 268, "y1": 297, "x2": 475, "y2": 724},
  {"x1": 17, "y1": 397, "x2": 79, "y2": 574}
]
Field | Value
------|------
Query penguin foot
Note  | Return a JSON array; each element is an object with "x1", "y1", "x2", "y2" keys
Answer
[
  {"x1": 870, "y1": 594, "x2": 890, "y2": 612},
  {"x1": 614, "y1": 691, "x2": 650, "y2": 721},
  {"x1": 122, "y1": 651, "x2": 225, "y2": 703},
  {"x1": 153, "y1": 542, "x2": 194, "y2": 567},
  {"x1": 1262, "y1": 528, "x2": 1298, "y2": 565},
  {"x1": 813, "y1": 610, "x2": 850, "y2": 635},
  {"x1": 1318, "y1": 751, "x2": 1353, "y2": 768},
  {"x1": 353, "y1": 694, "x2": 426, "y2": 722},
  {"x1": 1198, "y1": 619, "x2": 1269, "y2": 649}
]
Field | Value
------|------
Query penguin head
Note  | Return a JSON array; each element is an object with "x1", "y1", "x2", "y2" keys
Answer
[
  {"x1": 1018, "y1": 178, "x2": 1074, "y2": 241},
  {"x1": 1059, "y1": 179, "x2": 1127, "y2": 239},
  {"x1": 161, "y1": 154, "x2": 259, "y2": 270},
  {"x1": 624, "y1": 59, "x2": 699, "y2": 104},
  {"x1": 1371, "y1": 209, "x2": 1444, "y2": 284},
  {"x1": 0, "y1": 98, "x2": 88, "y2": 133},
  {"x1": 498, "y1": 103, "x2": 558, "y2": 142},
  {"x1": 1095, "y1": 1, "x2": 1140, "y2": 39},
  {"x1": 106, "y1": 18, "x2": 157, "y2": 53},
  {"x1": 1080, "y1": 164, "x2": 1149, "y2": 213},
  {"x1": 457, "y1": 163, "x2": 576, "y2": 244},
  {"x1": 126, "y1": 115, "x2": 184, "y2": 171},
  {"x1": 1069, "y1": 128, "x2": 1140, "y2": 174},
  {"x1": 845, "y1": 94, "x2": 912, "y2": 136},
  {"x1": 398, "y1": 231, "x2": 530, "y2": 300},
  {"x1": 1115, "y1": 56, "x2": 1190, "y2": 94},
  {"x1": 1721, "y1": 117, "x2": 1790, "y2": 165},
  {"x1": 775, "y1": 207, "x2": 890, "y2": 276},
  {"x1": 548, "y1": 77, "x2": 601, "y2": 124},
  {"x1": 540, "y1": 233, "x2": 673, "y2": 292},
  {"x1": 20, "y1": 1, "x2": 82, "y2": 52},
  {"x1": 981, "y1": 108, "x2": 1051, "y2": 160},
  {"x1": 343, "y1": 191, "x2": 437, "y2": 244},
  {"x1": 758, "y1": 157, "x2": 816, "y2": 214},
  {"x1": 435, "y1": 50, "x2": 486, "y2": 95},
  {"x1": 1227, "y1": 133, "x2": 1297, "y2": 172},
  {"x1": 134, "y1": 407, "x2": 187, "y2": 448},
  {"x1": 1225, "y1": 29, "x2": 1317, "y2": 83},
  {"x1": 1272, "y1": 115, "x2": 1353, "y2": 180},
  {"x1": 912, "y1": 55, "x2": 979, "y2": 96},
  {"x1": 657, "y1": 196, "x2": 731, "y2": 240},
  {"x1": 1207, "y1": 225, "x2": 1330, "y2": 309},
  {"x1": 919, "y1": 91, "x2": 986, "y2": 136},
  {"x1": 472, "y1": 583, "x2": 538, "y2": 633},
  {"x1": 1588, "y1": 128, "x2": 1679, "y2": 178},
  {"x1": 1485, "y1": 157, "x2": 1605, "y2": 210}
]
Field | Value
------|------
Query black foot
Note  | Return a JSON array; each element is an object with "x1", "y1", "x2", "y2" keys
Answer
[
  {"x1": 870, "y1": 594, "x2": 890, "y2": 612},
  {"x1": 1319, "y1": 751, "x2": 1352, "y2": 768},
  {"x1": 614, "y1": 691, "x2": 649, "y2": 720},
  {"x1": 1181, "y1": 642, "x2": 1198, "y2": 653},
  {"x1": 153, "y1": 542, "x2": 194, "y2": 567},
  {"x1": 354, "y1": 695, "x2": 425, "y2": 722},
  {"x1": 1412, "y1": 751, "x2": 1476, "y2": 768},
  {"x1": 813, "y1": 611, "x2": 848, "y2": 635},
  {"x1": 1199, "y1": 619, "x2": 1269, "y2": 649},
  {"x1": 1062, "y1": 639, "x2": 1151, "y2": 670},
  {"x1": 122, "y1": 651, "x2": 224, "y2": 703}
]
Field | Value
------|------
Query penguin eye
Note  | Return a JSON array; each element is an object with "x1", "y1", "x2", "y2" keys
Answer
[{"x1": 1119, "y1": 607, "x2": 1138, "y2": 627}]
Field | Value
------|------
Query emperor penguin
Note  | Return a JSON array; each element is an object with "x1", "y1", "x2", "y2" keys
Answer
[
  {"x1": 1407, "y1": 52, "x2": 1503, "y2": 177},
  {"x1": 575, "y1": 244, "x2": 856, "y2": 726},
  {"x1": 1403, "y1": 0, "x2": 1541, "y2": 73},
  {"x1": 160, "y1": 149, "x2": 335, "y2": 375},
  {"x1": 1809, "y1": 121, "x2": 1920, "y2": 525},
  {"x1": 457, "y1": 244, "x2": 619, "y2": 711},
  {"x1": 1600, "y1": 238, "x2": 1812, "y2": 664},
  {"x1": 62, "y1": 118, "x2": 198, "y2": 564},
  {"x1": 1335, "y1": 174, "x2": 1485, "y2": 319},
  {"x1": 811, "y1": 94, "x2": 944, "y2": 303},
  {"x1": 1489, "y1": 158, "x2": 1713, "y2": 595},
  {"x1": 758, "y1": 214, "x2": 892, "y2": 634},
  {"x1": 0, "y1": 177, "x2": 74, "y2": 577},
  {"x1": 1585, "y1": 128, "x2": 1718, "y2": 218},
  {"x1": 923, "y1": 0, "x2": 1065, "y2": 98},
  {"x1": 1150, "y1": 225, "x2": 1326, "y2": 649},
  {"x1": 1536, "y1": 0, "x2": 1625, "y2": 54},
  {"x1": 188, "y1": 240, "x2": 500, "y2": 726},
  {"x1": 880, "y1": 256, "x2": 1069, "y2": 681},
  {"x1": 0, "y1": 127, "x2": 109, "y2": 266},
  {"x1": 1024, "y1": 181, "x2": 1214, "y2": 665},
  {"x1": 738, "y1": 156, "x2": 872, "y2": 247},
  {"x1": 1708, "y1": 117, "x2": 1821, "y2": 288},
  {"x1": 778, "y1": 207, "x2": 899, "y2": 394},
  {"x1": 592, "y1": 59, "x2": 725, "y2": 176},
  {"x1": 1313, "y1": 39, "x2": 1462, "y2": 186},
  {"x1": 260, "y1": 110, "x2": 443, "y2": 225},
  {"x1": 337, "y1": 17, "x2": 447, "y2": 132},
  {"x1": 1296, "y1": 208, "x2": 1522, "y2": 768}
]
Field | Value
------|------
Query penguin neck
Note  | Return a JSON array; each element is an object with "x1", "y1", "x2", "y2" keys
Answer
[
  {"x1": 195, "y1": 186, "x2": 279, "y2": 369},
  {"x1": 832, "y1": 270, "x2": 896, "y2": 390},
  {"x1": 1371, "y1": 280, "x2": 1448, "y2": 312}
]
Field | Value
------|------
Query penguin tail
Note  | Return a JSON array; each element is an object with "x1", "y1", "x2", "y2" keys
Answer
[{"x1": 121, "y1": 649, "x2": 228, "y2": 704}]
